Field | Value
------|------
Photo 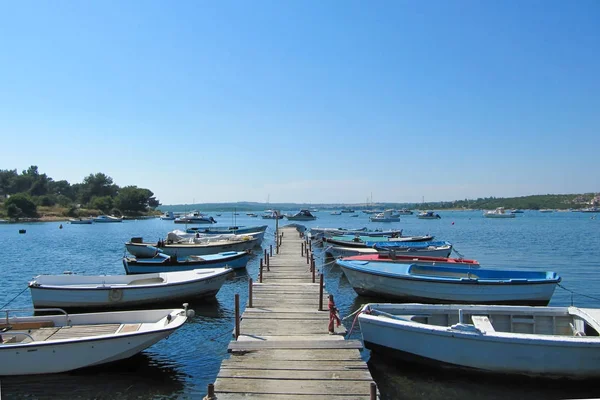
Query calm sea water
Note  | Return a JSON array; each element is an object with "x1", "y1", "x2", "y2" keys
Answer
[{"x1": 1, "y1": 210, "x2": 599, "y2": 399}]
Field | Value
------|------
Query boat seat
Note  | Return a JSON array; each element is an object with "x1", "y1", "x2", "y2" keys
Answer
[
  {"x1": 472, "y1": 315, "x2": 495, "y2": 333},
  {"x1": 0, "y1": 321, "x2": 55, "y2": 330},
  {"x1": 127, "y1": 277, "x2": 165, "y2": 285}
]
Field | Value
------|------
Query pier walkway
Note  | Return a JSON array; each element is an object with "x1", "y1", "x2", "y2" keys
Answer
[{"x1": 210, "y1": 226, "x2": 378, "y2": 399}]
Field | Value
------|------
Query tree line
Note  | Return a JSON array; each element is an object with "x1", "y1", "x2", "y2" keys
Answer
[{"x1": 0, "y1": 166, "x2": 160, "y2": 219}]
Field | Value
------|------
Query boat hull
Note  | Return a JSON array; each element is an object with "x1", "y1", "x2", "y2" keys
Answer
[
  {"x1": 30, "y1": 270, "x2": 231, "y2": 308},
  {"x1": 123, "y1": 252, "x2": 250, "y2": 274},
  {"x1": 327, "y1": 246, "x2": 451, "y2": 259},
  {"x1": 359, "y1": 307, "x2": 600, "y2": 378},
  {"x1": 0, "y1": 309, "x2": 187, "y2": 375},
  {"x1": 126, "y1": 238, "x2": 258, "y2": 258},
  {"x1": 340, "y1": 264, "x2": 556, "y2": 305}
]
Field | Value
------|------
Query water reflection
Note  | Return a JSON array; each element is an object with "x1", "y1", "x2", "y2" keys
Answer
[
  {"x1": 1, "y1": 353, "x2": 187, "y2": 400},
  {"x1": 368, "y1": 352, "x2": 600, "y2": 400}
]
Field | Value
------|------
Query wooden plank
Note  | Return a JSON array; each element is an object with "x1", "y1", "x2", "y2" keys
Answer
[
  {"x1": 213, "y1": 393, "x2": 371, "y2": 400},
  {"x1": 214, "y1": 377, "x2": 373, "y2": 395},
  {"x1": 225, "y1": 349, "x2": 362, "y2": 361},
  {"x1": 220, "y1": 359, "x2": 369, "y2": 371},
  {"x1": 243, "y1": 308, "x2": 327, "y2": 314},
  {"x1": 241, "y1": 313, "x2": 329, "y2": 320},
  {"x1": 237, "y1": 334, "x2": 344, "y2": 342},
  {"x1": 228, "y1": 340, "x2": 362, "y2": 351},
  {"x1": 217, "y1": 368, "x2": 372, "y2": 380}
]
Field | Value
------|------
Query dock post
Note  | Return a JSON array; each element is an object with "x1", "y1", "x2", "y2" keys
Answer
[
  {"x1": 204, "y1": 383, "x2": 215, "y2": 400},
  {"x1": 370, "y1": 382, "x2": 377, "y2": 400},
  {"x1": 301, "y1": 242, "x2": 305, "y2": 256},
  {"x1": 270, "y1": 244, "x2": 273, "y2": 257},
  {"x1": 259, "y1": 259, "x2": 263, "y2": 283},
  {"x1": 311, "y1": 255, "x2": 315, "y2": 283},
  {"x1": 266, "y1": 253, "x2": 270, "y2": 271},
  {"x1": 234, "y1": 294, "x2": 240, "y2": 339},
  {"x1": 306, "y1": 247, "x2": 309, "y2": 264},
  {"x1": 319, "y1": 273, "x2": 324, "y2": 311},
  {"x1": 248, "y1": 278, "x2": 253, "y2": 308},
  {"x1": 264, "y1": 249, "x2": 268, "y2": 262},
  {"x1": 309, "y1": 240, "x2": 312, "y2": 254}
]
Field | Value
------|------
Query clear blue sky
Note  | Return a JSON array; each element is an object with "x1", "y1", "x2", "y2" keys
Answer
[{"x1": 1, "y1": 1, "x2": 598, "y2": 205}]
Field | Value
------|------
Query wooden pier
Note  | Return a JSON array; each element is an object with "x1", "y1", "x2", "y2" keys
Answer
[{"x1": 210, "y1": 226, "x2": 378, "y2": 399}]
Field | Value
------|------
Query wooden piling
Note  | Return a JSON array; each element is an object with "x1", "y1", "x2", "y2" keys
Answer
[
  {"x1": 270, "y1": 244, "x2": 273, "y2": 257},
  {"x1": 319, "y1": 273, "x2": 324, "y2": 311},
  {"x1": 248, "y1": 278, "x2": 253, "y2": 308},
  {"x1": 301, "y1": 242, "x2": 305, "y2": 256},
  {"x1": 266, "y1": 253, "x2": 270, "y2": 271},
  {"x1": 259, "y1": 259, "x2": 263, "y2": 283},
  {"x1": 370, "y1": 382, "x2": 377, "y2": 400},
  {"x1": 234, "y1": 294, "x2": 240, "y2": 340},
  {"x1": 312, "y1": 255, "x2": 316, "y2": 283}
]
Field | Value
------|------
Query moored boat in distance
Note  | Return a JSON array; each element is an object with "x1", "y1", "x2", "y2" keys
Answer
[
  {"x1": 261, "y1": 210, "x2": 284, "y2": 219},
  {"x1": 336, "y1": 260, "x2": 560, "y2": 305},
  {"x1": 0, "y1": 306, "x2": 192, "y2": 375},
  {"x1": 29, "y1": 269, "x2": 233, "y2": 309},
  {"x1": 417, "y1": 211, "x2": 441, "y2": 219},
  {"x1": 370, "y1": 209, "x2": 400, "y2": 222},
  {"x1": 123, "y1": 251, "x2": 251, "y2": 274},
  {"x1": 358, "y1": 303, "x2": 600, "y2": 378},
  {"x1": 160, "y1": 211, "x2": 176, "y2": 220},
  {"x1": 69, "y1": 218, "x2": 93, "y2": 224},
  {"x1": 483, "y1": 207, "x2": 515, "y2": 218},
  {"x1": 93, "y1": 215, "x2": 123, "y2": 223},
  {"x1": 285, "y1": 210, "x2": 317, "y2": 221},
  {"x1": 186, "y1": 225, "x2": 267, "y2": 235},
  {"x1": 174, "y1": 211, "x2": 216, "y2": 224}
]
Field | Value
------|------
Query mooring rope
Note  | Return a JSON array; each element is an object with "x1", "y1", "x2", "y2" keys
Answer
[
  {"x1": 1, "y1": 286, "x2": 29, "y2": 310},
  {"x1": 557, "y1": 283, "x2": 600, "y2": 305}
]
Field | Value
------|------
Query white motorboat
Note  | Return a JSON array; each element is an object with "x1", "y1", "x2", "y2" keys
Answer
[
  {"x1": 261, "y1": 210, "x2": 284, "y2": 219},
  {"x1": 125, "y1": 235, "x2": 260, "y2": 258},
  {"x1": 370, "y1": 209, "x2": 400, "y2": 222},
  {"x1": 0, "y1": 306, "x2": 193, "y2": 375},
  {"x1": 167, "y1": 229, "x2": 266, "y2": 244},
  {"x1": 417, "y1": 211, "x2": 441, "y2": 219},
  {"x1": 29, "y1": 269, "x2": 232, "y2": 309},
  {"x1": 359, "y1": 303, "x2": 600, "y2": 378},
  {"x1": 484, "y1": 207, "x2": 516, "y2": 218},
  {"x1": 93, "y1": 215, "x2": 123, "y2": 223},
  {"x1": 174, "y1": 211, "x2": 216, "y2": 224},
  {"x1": 160, "y1": 211, "x2": 176, "y2": 220}
]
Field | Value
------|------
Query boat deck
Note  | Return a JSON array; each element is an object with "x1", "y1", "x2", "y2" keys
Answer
[
  {"x1": 212, "y1": 226, "x2": 378, "y2": 399},
  {"x1": 2, "y1": 323, "x2": 141, "y2": 344}
]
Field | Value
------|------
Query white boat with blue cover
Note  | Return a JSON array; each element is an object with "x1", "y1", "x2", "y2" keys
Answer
[
  {"x1": 29, "y1": 269, "x2": 232, "y2": 309},
  {"x1": 336, "y1": 260, "x2": 560, "y2": 305},
  {"x1": 417, "y1": 211, "x2": 441, "y2": 219},
  {"x1": 186, "y1": 225, "x2": 267, "y2": 235},
  {"x1": 123, "y1": 251, "x2": 251, "y2": 274},
  {"x1": 359, "y1": 303, "x2": 600, "y2": 378}
]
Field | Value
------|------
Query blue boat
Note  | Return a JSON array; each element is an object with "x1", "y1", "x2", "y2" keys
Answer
[
  {"x1": 123, "y1": 250, "x2": 251, "y2": 274},
  {"x1": 336, "y1": 260, "x2": 561, "y2": 305},
  {"x1": 186, "y1": 225, "x2": 268, "y2": 235}
]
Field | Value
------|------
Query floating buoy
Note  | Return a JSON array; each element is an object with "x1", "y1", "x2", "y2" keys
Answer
[
  {"x1": 452, "y1": 222, "x2": 455, "y2": 225},
  {"x1": 19, "y1": 229, "x2": 26, "y2": 234},
  {"x1": 59, "y1": 224, "x2": 63, "y2": 229}
]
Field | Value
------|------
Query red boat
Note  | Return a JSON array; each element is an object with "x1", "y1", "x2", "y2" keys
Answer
[{"x1": 342, "y1": 254, "x2": 480, "y2": 268}]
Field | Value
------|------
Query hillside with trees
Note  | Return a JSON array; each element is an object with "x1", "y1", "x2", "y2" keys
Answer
[{"x1": 0, "y1": 166, "x2": 160, "y2": 220}]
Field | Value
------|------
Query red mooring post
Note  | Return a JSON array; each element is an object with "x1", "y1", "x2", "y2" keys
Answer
[
  {"x1": 370, "y1": 382, "x2": 377, "y2": 400},
  {"x1": 234, "y1": 294, "x2": 240, "y2": 339},
  {"x1": 319, "y1": 273, "x2": 324, "y2": 311},
  {"x1": 248, "y1": 278, "x2": 253, "y2": 308}
]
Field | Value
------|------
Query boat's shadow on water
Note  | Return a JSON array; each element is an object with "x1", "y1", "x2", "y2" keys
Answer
[
  {"x1": 368, "y1": 352, "x2": 600, "y2": 400},
  {"x1": 1, "y1": 352, "x2": 187, "y2": 400}
]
